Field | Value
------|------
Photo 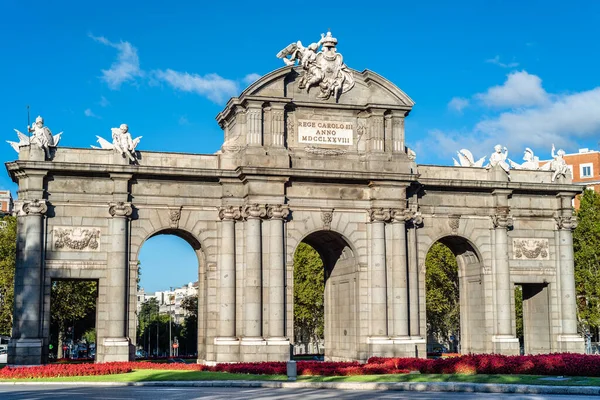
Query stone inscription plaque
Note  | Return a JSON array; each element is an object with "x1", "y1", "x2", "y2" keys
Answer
[{"x1": 298, "y1": 119, "x2": 353, "y2": 146}]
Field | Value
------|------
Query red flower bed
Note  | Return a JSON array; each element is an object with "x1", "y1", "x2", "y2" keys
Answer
[
  {"x1": 0, "y1": 362, "x2": 132, "y2": 379},
  {"x1": 368, "y1": 353, "x2": 600, "y2": 377}
]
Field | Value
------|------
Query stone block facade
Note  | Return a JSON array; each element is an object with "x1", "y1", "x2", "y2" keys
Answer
[{"x1": 6, "y1": 64, "x2": 584, "y2": 365}]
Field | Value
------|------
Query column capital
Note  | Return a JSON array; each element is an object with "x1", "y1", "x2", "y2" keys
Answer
[
  {"x1": 108, "y1": 202, "x2": 133, "y2": 218},
  {"x1": 218, "y1": 205, "x2": 242, "y2": 221},
  {"x1": 17, "y1": 199, "x2": 47, "y2": 216},
  {"x1": 555, "y1": 215, "x2": 578, "y2": 230},
  {"x1": 266, "y1": 204, "x2": 289, "y2": 220},
  {"x1": 391, "y1": 208, "x2": 407, "y2": 223},
  {"x1": 404, "y1": 210, "x2": 424, "y2": 227},
  {"x1": 491, "y1": 213, "x2": 513, "y2": 229},
  {"x1": 243, "y1": 203, "x2": 267, "y2": 220},
  {"x1": 369, "y1": 208, "x2": 392, "y2": 222}
]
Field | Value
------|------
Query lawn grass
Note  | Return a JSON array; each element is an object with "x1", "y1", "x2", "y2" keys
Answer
[{"x1": 1, "y1": 369, "x2": 600, "y2": 386}]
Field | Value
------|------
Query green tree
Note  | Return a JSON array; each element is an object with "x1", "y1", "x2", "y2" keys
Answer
[
  {"x1": 425, "y1": 242, "x2": 459, "y2": 346},
  {"x1": 574, "y1": 189, "x2": 600, "y2": 331},
  {"x1": 293, "y1": 242, "x2": 324, "y2": 353},
  {"x1": 515, "y1": 286, "x2": 523, "y2": 339},
  {"x1": 50, "y1": 280, "x2": 98, "y2": 358},
  {"x1": 180, "y1": 295, "x2": 198, "y2": 356},
  {"x1": 0, "y1": 216, "x2": 16, "y2": 336}
]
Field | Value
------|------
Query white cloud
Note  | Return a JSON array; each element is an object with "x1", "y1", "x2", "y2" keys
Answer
[
  {"x1": 475, "y1": 71, "x2": 549, "y2": 108},
  {"x1": 99, "y1": 96, "x2": 110, "y2": 107},
  {"x1": 485, "y1": 55, "x2": 519, "y2": 69},
  {"x1": 419, "y1": 73, "x2": 600, "y2": 162},
  {"x1": 90, "y1": 34, "x2": 143, "y2": 89},
  {"x1": 448, "y1": 97, "x2": 469, "y2": 113},
  {"x1": 153, "y1": 69, "x2": 239, "y2": 103},
  {"x1": 84, "y1": 108, "x2": 100, "y2": 118},
  {"x1": 243, "y1": 73, "x2": 261, "y2": 85}
]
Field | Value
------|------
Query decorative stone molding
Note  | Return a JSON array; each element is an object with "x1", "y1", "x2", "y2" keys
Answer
[
  {"x1": 218, "y1": 205, "x2": 242, "y2": 221},
  {"x1": 168, "y1": 207, "x2": 182, "y2": 228},
  {"x1": 267, "y1": 204, "x2": 290, "y2": 220},
  {"x1": 108, "y1": 202, "x2": 133, "y2": 218},
  {"x1": 369, "y1": 208, "x2": 392, "y2": 223},
  {"x1": 304, "y1": 146, "x2": 348, "y2": 156},
  {"x1": 491, "y1": 211, "x2": 513, "y2": 229},
  {"x1": 53, "y1": 227, "x2": 101, "y2": 252},
  {"x1": 19, "y1": 199, "x2": 48, "y2": 216},
  {"x1": 242, "y1": 204, "x2": 267, "y2": 220},
  {"x1": 555, "y1": 215, "x2": 578, "y2": 230},
  {"x1": 321, "y1": 209, "x2": 333, "y2": 230},
  {"x1": 512, "y1": 238, "x2": 549, "y2": 260},
  {"x1": 286, "y1": 117, "x2": 294, "y2": 136},
  {"x1": 448, "y1": 215, "x2": 461, "y2": 234}
]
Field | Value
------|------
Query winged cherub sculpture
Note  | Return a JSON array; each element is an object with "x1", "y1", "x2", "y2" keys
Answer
[{"x1": 92, "y1": 123, "x2": 142, "y2": 163}]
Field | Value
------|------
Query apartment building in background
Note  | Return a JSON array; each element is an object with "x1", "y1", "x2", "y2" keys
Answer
[
  {"x1": 0, "y1": 191, "x2": 13, "y2": 214},
  {"x1": 137, "y1": 282, "x2": 198, "y2": 324},
  {"x1": 557, "y1": 149, "x2": 600, "y2": 208}
]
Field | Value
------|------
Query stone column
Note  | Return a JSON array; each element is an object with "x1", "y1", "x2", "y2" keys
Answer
[
  {"x1": 266, "y1": 204, "x2": 289, "y2": 340},
  {"x1": 369, "y1": 208, "x2": 391, "y2": 337},
  {"x1": 103, "y1": 201, "x2": 133, "y2": 360},
  {"x1": 391, "y1": 209, "x2": 409, "y2": 338},
  {"x1": 491, "y1": 209, "x2": 513, "y2": 336},
  {"x1": 406, "y1": 210, "x2": 423, "y2": 337},
  {"x1": 242, "y1": 204, "x2": 267, "y2": 340},
  {"x1": 555, "y1": 205, "x2": 579, "y2": 337},
  {"x1": 8, "y1": 199, "x2": 47, "y2": 365},
  {"x1": 217, "y1": 206, "x2": 241, "y2": 339}
]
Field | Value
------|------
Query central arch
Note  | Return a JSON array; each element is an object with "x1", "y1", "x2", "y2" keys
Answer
[
  {"x1": 425, "y1": 235, "x2": 485, "y2": 355},
  {"x1": 130, "y1": 227, "x2": 208, "y2": 361},
  {"x1": 293, "y1": 230, "x2": 359, "y2": 361}
]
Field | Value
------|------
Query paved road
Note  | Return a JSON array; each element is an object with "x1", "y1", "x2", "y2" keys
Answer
[{"x1": 0, "y1": 386, "x2": 598, "y2": 400}]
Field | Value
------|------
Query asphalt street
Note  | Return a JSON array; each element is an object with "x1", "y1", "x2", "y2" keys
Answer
[{"x1": 0, "y1": 386, "x2": 598, "y2": 400}]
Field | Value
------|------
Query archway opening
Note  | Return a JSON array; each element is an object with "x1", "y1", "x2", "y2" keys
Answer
[
  {"x1": 49, "y1": 279, "x2": 98, "y2": 361},
  {"x1": 425, "y1": 242, "x2": 459, "y2": 357},
  {"x1": 514, "y1": 282, "x2": 551, "y2": 354},
  {"x1": 136, "y1": 230, "x2": 202, "y2": 359},
  {"x1": 425, "y1": 236, "x2": 484, "y2": 356},
  {"x1": 293, "y1": 230, "x2": 358, "y2": 361}
]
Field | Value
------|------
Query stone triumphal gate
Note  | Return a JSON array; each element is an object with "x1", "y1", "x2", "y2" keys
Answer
[{"x1": 7, "y1": 33, "x2": 584, "y2": 365}]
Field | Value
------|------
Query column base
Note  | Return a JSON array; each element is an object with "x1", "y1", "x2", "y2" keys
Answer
[
  {"x1": 367, "y1": 337, "x2": 426, "y2": 358},
  {"x1": 557, "y1": 334, "x2": 585, "y2": 353},
  {"x1": 214, "y1": 337, "x2": 240, "y2": 362},
  {"x1": 96, "y1": 337, "x2": 132, "y2": 363},
  {"x1": 491, "y1": 335, "x2": 520, "y2": 355},
  {"x1": 7, "y1": 338, "x2": 43, "y2": 366}
]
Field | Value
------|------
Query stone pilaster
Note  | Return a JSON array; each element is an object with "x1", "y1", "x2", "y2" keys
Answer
[
  {"x1": 217, "y1": 206, "x2": 241, "y2": 340},
  {"x1": 270, "y1": 104, "x2": 286, "y2": 148},
  {"x1": 369, "y1": 208, "x2": 391, "y2": 338},
  {"x1": 405, "y1": 209, "x2": 423, "y2": 338},
  {"x1": 368, "y1": 110, "x2": 385, "y2": 153},
  {"x1": 390, "y1": 111, "x2": 406, "y2": 154},
  {"x1": 246, "y1": 102, "x2": 262, "y2": 147},
  {"x1": 266, "y1": 204, "x2": 289, "y2": 340},
  {"x1": 242, "y1": 204, "x2": 267, "y2": 340},
  {"x1": 391, "y1": 209, "x2": 409, "y2": 338},
  {"x1": 99, "y1": 201, "x2": 133, "y2": 362},
  {"x1": 8, "y1": 199, "x2": 47, "y2": 365}
]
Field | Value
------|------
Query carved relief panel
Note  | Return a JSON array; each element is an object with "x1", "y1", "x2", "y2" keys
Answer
[
  {"x1": 512, "y1": 238, "x2": 549, "y2": 260},
  {"x1": 52, "y1": 227, "x2": 101, "y2": 252}
]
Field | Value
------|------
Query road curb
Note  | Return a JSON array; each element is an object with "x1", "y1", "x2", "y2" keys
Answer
[{"x1": 1, "y1": 380, "x2": 600, "y2": 395}]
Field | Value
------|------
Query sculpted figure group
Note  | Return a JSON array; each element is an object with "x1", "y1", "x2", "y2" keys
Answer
[
  {"x1": 8, "y1": 116, "x2": 142, "y2": 163},
  {"x1": 277, "y1": 31, "x2": 355, "y2": 100},
  {"x1": 453, "y1": 144, "x2": 571, "y2": 182}
]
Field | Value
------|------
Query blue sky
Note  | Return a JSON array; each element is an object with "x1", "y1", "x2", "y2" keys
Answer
[{"x1": 2, "y1": 1, "x2": 600, "y2": 292}]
